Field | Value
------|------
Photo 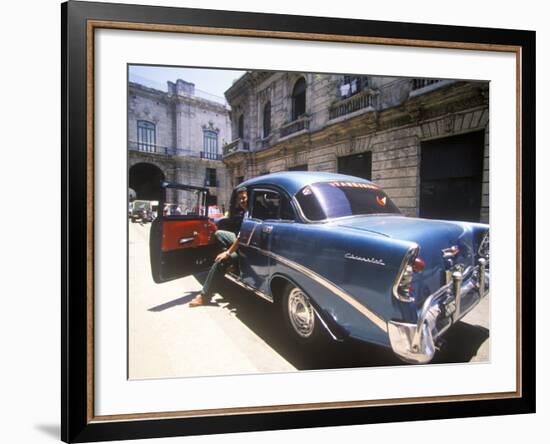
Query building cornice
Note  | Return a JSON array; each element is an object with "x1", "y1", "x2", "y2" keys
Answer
[
  {"x1": 129, "y1": 82, "x2": 169, "y2": 102},
  {"x1": 223, "y1": 81, "x2": 487, "y2": 167},
  {"x1": 130, "y1": 81, "x2": 229, "y2": 114}
]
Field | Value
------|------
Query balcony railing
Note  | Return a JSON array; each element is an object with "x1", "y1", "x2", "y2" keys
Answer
[
  {"x1": 255, "y1": 134, "x2": 273, "y2": 150},
  {"x1": 128, "y1": 141, "x2": 199, "y2": 157},
  {"x1": 329, "y1": 90, "x2": 376, "y2": 120},
  {"x1": 129, "y1": 141, "x2": 222, "y2": 160},
  {"x1": 200, "y1": 151, "x2": 222, "y2": 161},
  {"x1": 408, "y1": 79, "x2": 456, "y2": 98},
  {"x1": 279, "y1": 116, "x2": 311, "y2": 138},
  {"x1": 411, "y1": 79, "x2": 443, "y2": 91},
  {"x1": 223, "y1": 138, "x2": 250, "y2": 156}
]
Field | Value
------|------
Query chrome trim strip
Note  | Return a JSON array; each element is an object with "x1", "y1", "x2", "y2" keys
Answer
[
  {"x1": 224, "y1": 272, "x2": 274, "y2": 303},
  {"x1": 478, "y1": 258, "x2": 487, "y2": 298},
  {"x1": 451, "y1": 271, "x2": 464, "y2": 323},
  {"x1": 411, "y1": 263, "x2": 482, "y2": 350},
  {"x1": 391, "y1": 260, "x2": 489, "y2": 363},
  {"x1": 311, "y1": 307, "x2": 339, "y2": 341},
  {"x1": 244, "y1": 222, "x2": 258, "y2": 246},
  {"x1": 391, "y1": 246, "x2": 419, "y2": 303},
  {"x1": 245, "y1": 244, "x2": 388, "y2": 332}
]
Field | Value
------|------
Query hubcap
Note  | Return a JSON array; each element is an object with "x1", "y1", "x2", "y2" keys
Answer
[{"x1": 287, "y1": 288, "x2": 315, "y2": 338}]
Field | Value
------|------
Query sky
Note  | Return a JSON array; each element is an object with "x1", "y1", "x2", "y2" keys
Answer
[{"x1": 129, "y1": 65, "x2": 247, "y2": 105}]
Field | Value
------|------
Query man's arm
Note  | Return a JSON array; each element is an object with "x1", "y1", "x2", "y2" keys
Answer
[{"x1": 215, "y1": 237, "x2": 239, "y2": 263}]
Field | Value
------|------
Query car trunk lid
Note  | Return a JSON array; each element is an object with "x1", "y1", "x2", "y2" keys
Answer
[{"x1": 333, "y1": 215, "x2": 478, "y2": 304}]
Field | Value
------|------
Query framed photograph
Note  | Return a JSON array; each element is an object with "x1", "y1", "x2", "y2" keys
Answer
[{"x1": 62, "y1": 1, "x2": 535, "y2": 442}]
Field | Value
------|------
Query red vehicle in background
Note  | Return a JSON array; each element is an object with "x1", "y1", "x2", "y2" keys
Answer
[{"x1": 191, "y1": 205, "x2": 224, "y2": 219}]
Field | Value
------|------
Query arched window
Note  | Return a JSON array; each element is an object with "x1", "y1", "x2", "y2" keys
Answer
[
  {"x1": 203, "y1": 129, "x2": 218, "y2": 160},
  {"x1": 291, "y1": 78, "x2": 306, "y2": 121},
  {"x1": 137, "y1": 120, "x2": 156, "y2": 152},
  {"x1": 263, "y1": 102, "x2": 271, "y2": 138},
  {"x1": 238, "y1": 114, "x2": 244, "y2": 139}
]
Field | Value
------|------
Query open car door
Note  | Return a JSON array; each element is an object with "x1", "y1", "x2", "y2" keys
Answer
[{"x1": 150, "y1": 182, "x2": 220, "y2": 283}]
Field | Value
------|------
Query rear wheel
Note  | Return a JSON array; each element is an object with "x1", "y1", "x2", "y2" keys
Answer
[{"x1": 281, "y1": 284, "x2": 320, "y2": 344}]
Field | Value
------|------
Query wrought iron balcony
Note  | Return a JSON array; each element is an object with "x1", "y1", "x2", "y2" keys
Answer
[
  {"x1": 255, "y1": 134, "x2": 273, "y2": 150},
  {"x1": 329, "y1": 90, "x2": 376, "y2": 120},
  {"x1": 408, "y1": 79, "x2": 455, "y2": 98},
  {"x1": 128, "y1": 140, "x2": 161, "y2": 154},
  {"x1": 411, "y1": 79, "x2": 443, "y2": 91},
  {"x1": 129, "y1": 141, "x2": 224, "y2": 160},
  {"x1": 162, "y1": 147, "x2": 200, "y2": 157},
  {"x1": 223, "y1": 138, "x2": 250, "y2": 156},
  {"x1": 279, "y1": 115, "x2": 311, "y2": 138},
  {"x1": 200, "y1": 151, "x2": 222, "y2": 161},
  {"x1": 128, "y1": 141, "x2": 200, "y2": 158}
]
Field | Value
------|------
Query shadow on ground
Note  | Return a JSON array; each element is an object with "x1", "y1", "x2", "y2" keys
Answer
[
  {"x1": 179, "y1": 273, "x2": 490, "y2": 370},
  {"x1": 148, "y1": 290, "x2": 201, "y2": 312},
  {"x1": 431, "y1": 322, "x2": 489, "y2": 364}
]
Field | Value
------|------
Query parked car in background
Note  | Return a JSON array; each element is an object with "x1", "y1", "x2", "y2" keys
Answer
[
  {"x1": 150, "y1": 172, "x2": 489, "y2": 364},
  {"x1": 150, "y1": 200, "x2": 159, "y2": 219},
  {"x1": 130, "y1": 200, "x2": 154, "y2": 223}
]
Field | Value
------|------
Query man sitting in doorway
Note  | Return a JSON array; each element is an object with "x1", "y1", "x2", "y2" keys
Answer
[{"x1": 189, "y1": 187, "x2": 248, "y2": 307}]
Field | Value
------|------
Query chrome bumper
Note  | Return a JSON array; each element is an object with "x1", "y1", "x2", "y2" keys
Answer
[{"x1": 388, "y1": 258, "x2": 489, "y2": 364}]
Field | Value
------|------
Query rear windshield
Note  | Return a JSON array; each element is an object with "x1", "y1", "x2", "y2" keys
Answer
[{"x1": 295, "y1": 181, "x2": 400, "y2": 221}]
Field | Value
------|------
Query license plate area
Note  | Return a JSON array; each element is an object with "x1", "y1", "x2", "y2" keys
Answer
[{"x1": 443, "y1": 298, "x2": 456, "y2": 317}]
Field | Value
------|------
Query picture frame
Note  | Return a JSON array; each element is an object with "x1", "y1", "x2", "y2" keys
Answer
[{"x1": 62, "y1": 0, "x2": 536, "y2": 442}]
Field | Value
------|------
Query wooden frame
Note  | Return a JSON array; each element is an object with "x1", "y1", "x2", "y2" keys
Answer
[{"x1": 62, "y1": 1, "x2": 535, "y2": 442}]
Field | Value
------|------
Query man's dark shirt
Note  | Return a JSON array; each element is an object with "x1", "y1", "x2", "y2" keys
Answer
[
  {"x1": 234, "y1": 207, "x2": 247, "y2": 235},
  {"x1": 220, "y1": 207, "x2": 247, "y2": 235}
]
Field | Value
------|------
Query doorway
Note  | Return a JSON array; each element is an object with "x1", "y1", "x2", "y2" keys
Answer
[{"x1": 420, "y1": 131, "x2": 485, "y2": 222}]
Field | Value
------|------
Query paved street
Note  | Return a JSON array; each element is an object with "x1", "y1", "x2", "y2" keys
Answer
[{"x1": 128, "y1": 222, "x2": 490, "y2": 380}]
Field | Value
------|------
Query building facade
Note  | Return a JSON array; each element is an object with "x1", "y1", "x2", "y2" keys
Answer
[
  {"x1": 223, "y1": 72, "x2": 489, "y2": 222},
  {"x1": 128, "y1": 79, "x2": 231, "y2": 211}
]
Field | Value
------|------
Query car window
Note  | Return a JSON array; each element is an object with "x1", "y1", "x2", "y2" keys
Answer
[
  {"x1": 279, "y1": 195, "x2": 296, "y2": 221},
  {"x1": 162, "y1": 189, "x2": 206, "y2": 217},
  {"x1": 295, "y1": 181, "x2": 401, "y2": 221},
  {"x1": 251, "y1": 189, "x2": 295, "y2": 221}
]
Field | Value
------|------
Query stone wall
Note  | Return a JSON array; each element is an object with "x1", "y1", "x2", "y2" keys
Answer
[
  {"x1": 128, "y1": 81, "x2": 232, "y2": 209},
  {"x1": 128, "y1": 86, "x2": 174, "y2": 150},
  {"x1": 224, "y1": 74, "x2": 489, "y2": 222},
  {"x1": 174, "y1": 98, "x2": 231, "y2": 154}
]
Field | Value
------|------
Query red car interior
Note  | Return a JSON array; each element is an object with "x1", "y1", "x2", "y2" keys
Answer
[{"x1": 161, "y1": 219, "x2": 217, "y2": 252}]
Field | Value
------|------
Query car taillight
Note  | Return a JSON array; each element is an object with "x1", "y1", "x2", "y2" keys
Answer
[
  {"x1": 413, "y1": 257, "x2": 425, "y2": 273},
  {"x1": 393, "y1": 247, "x2": 424, "y2": 303}
]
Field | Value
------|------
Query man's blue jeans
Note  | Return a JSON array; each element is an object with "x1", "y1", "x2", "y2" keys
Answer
[{"x1": 201, "y1": 230, "x2": 238, "y2": 298}]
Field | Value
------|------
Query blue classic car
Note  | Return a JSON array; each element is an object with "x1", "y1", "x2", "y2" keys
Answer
[{"x1": 150, "y1": 172, "x2": 489, "y2": 364}]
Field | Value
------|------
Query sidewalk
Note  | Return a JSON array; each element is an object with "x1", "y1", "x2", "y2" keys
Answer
[{"x1": 128, "y1": 222, "x2": 295, "y2": 379}]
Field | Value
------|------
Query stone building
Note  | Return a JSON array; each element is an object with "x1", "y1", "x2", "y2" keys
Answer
[
  {"x1": 128, "y1": 79, "x2": 231, "y2": 211},
  {"x1": 223, "y1": 72, "x2": 489, "y2": 222}
]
